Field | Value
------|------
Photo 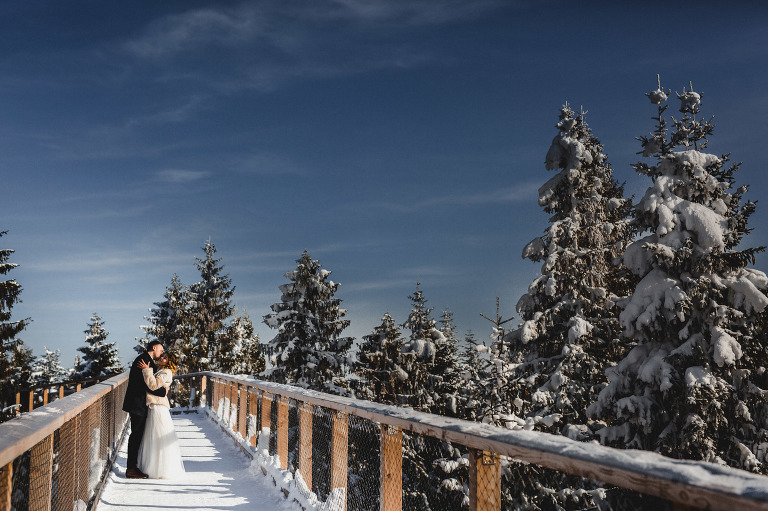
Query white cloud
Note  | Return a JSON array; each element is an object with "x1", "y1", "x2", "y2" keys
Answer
[
  {"x1": 156, "y1": 169, "x2": 211, "y2": 183},
  {"x1": 379, "y1": 182, "x2": 540, "y2": 212}
]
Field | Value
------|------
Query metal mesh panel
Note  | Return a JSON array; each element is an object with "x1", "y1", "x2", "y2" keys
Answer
[
  {"x1": 347, "y1": 414, "x2": 380, "y2": 511},
  {"x1": 311, "y1": 405, "x2": 332, "y2": 501}
]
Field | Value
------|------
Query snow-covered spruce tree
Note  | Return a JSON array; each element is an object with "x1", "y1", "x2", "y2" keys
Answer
[
  {"x1": 0, "y1": 231, "x2": 32, "y2": 418},
  {"x1": 222, "y1": 309, "x2": 265, "y2": 375},
  {"x1": 32, "y1": 347, "x2": 67, "y2": 386},
  {"x1": 263, "y1": 250, "x2": 353, "y2": 394},
  {"x1": 75, "y1": 313, "x2": 122, "y2": 379},
  {"x1": 588, "y1": 79, "x2": 768, "y2": 474},
  {"x1": 499, "y1": 105, "x2": 632, "y2": 510},
  {"x1": 456, "y1": 331, "x2": 484, "y2": 421},
  {"x1": 189, "y1": 239, "x2": 235, "y2": 372},
  {"x1": 508, "y1": 103, "x2": 633, "y2": 435},
  {"x1": 137, "y1": 274, "x2": 195, "y2": 373},
  {"x1": 354, "y1": 312, "x2": 408, "y2": 404},
  {"x1": 436, "y1": 309, "x2": 462, "y2": 417},
  {"x1": 399, "y1": 282, "x2": 448, "y2": 412}
]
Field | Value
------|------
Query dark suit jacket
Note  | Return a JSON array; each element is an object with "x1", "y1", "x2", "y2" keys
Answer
[{"x1": 122, "y1": 352, "x2": 167, "y2": 417}]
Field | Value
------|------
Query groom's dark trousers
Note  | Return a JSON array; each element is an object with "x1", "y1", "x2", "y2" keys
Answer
[{"x1": 122, "y1": 351, "x2": 166, "y2": 469}]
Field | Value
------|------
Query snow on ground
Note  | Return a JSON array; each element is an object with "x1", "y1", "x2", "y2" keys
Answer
[{"x1": 97, "y1": 412, "x2": 301, "y2": 511}]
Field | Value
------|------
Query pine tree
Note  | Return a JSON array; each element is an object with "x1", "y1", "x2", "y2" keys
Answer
[
  {"x1": 589, "y1": 79, "x2": 768, "y2": 475},
  {"x1": 223, "y1": 309, "x2": 265, "y2": 375},
  {"x1": 75, "y1": 313, "x2": 122, "y2": 379},
  {"x1": 137, "y1": 274, "x2": 195, "y2": 373},
  {"x1": 32, "y1": 347, "x2": 67, "y2": 386},
  {"x1": 400, "y1": 282, "x2": 446, "y2": 412},
  {"x1": 189, "y1": 239, "x2": 235, "y2": 372},
  {"x1": 263, "y1": 250, "x2": 353, "y2": 394},
  {"x1": 508, "y1": 103, "x2": 634, "y2": 436},
  {"x1": 456, "y1": 331, "x2": 483, "y2": 421},
  {"x1": 0, "y1": 231, "x2": 32, "y2": 419},
  {"x1": 354, "y1": 312, "x2": 408, "y2": 404}
]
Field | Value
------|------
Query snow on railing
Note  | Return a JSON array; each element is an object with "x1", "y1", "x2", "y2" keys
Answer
[
  {"x1": 0, "y1": 372, "x2": 129, "y2": 511},
  {"x1": 173, "y1": 371, "x2": 768, "y2": 511}
]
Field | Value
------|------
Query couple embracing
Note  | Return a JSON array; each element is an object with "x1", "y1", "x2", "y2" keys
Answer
[{"x1": 122, "y1": 340, "x2": 186, "y2": 479}]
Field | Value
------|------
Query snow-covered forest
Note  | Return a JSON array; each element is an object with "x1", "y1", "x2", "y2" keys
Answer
[{"x1": 3, "y1": 80, "x2": 768, "y2": 509}]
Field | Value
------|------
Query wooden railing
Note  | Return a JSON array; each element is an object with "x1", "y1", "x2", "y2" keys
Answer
[
  {"x1": 175, "y1": 371, "x2": 768, "y2": 511},
  {"x1": 0, "y1": 372, "x2": 129, "y2": 511},
  {"x1": 10, "y1": 375, "x2": 119, "y2": 415}
]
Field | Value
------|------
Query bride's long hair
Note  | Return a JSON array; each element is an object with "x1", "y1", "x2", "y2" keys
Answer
[{"x1": 161, "y1": 352, "x2": 178, "y2": 374}]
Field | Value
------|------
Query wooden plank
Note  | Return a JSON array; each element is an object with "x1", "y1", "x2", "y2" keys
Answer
[
  {"x1": 27, "y1": 391, "x2": 34, "y2": 413},
  {"x1": 14, "y1": 393, "x2": 20, "y2": 416},
  {"x1": 59, "y1": 386, "x2": 64, "y2": 399},
  {"x1": 299, "y1": 402, "x2": 313, "y2": 491},
  {"x1": 42, "y1": 388, "x2": 49, "y2": 406},
  {"x1": 277, "y1": 396, "x2": 288, "y2": 470},
  {"x1": 238, "y1": 385, "x2": 248, "y2": 440},
  {"x1": 380, "y1": 425, "x2": 402, "y2": 511},
  {"x1": 331, "y1": 411, "x2": 348, "y2": 511},
  {"x1": 29, "y1": 434, "x2": 53, "y2": 511},
  {"x1": 0, "y1": 372, "x2": 129, "y2": 468},
  {"x1": 55, "y1": 419, "x2": 77, "y2": 511},
  {"x1": 200, "y1": 375, "x2": 207, "y2": 407},
  {"x1": 469, "y1": 449, "x2": 500, "y2": 511},
  {"x1": 0, "y1": 463, "x2": 12, "y2": 511}
]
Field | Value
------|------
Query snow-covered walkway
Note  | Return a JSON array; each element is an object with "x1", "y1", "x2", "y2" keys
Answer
[{"x1": 97, "y1": 412, "x2": 301, "y2": 511}]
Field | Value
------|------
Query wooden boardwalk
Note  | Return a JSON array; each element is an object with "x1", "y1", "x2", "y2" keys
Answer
[{"x1": 96, "y1": 413, "x2": 297, "y2": 511}]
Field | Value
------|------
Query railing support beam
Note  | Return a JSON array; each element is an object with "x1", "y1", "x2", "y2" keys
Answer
[
  {"x1": 331, "y1": 411, "x2": 348, "y2": 511},
  {"x1": 0, "y1": 463, "x2": 12, "y2": 511},
  {"x1": 277, "y1": 396, "x2": 288, "y2": 470},
  {"x1": 469, "y1": 449, "x2": 500, "y2": 511},
  {"x1": 380, "y1": 425, "x2": 402, "y2": 511}
]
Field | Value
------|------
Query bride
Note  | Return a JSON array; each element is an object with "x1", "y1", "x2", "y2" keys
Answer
[{"x1": 137, "y1": 352, "x2": 186, "y2": 479}]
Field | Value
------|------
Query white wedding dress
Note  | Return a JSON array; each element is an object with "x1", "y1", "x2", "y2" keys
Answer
[{"x1": 137, "y1": 369, "x2": 186, "y2": 479}]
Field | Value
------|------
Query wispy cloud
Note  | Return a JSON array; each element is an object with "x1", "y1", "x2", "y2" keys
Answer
[
  {"x1": 156, "y1": 169, "x2": 211, "y2": 183},
  {"x1": 379, "y1": 182, "x2": 540, "y2": 212}
]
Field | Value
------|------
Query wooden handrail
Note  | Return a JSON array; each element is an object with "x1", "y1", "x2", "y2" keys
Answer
[
  {"x1": 0, "y1": 371, "x2": 129, "y2": 468},
  {"x1": 189, "y1": 371, "x2": 768, "y2": 511}
]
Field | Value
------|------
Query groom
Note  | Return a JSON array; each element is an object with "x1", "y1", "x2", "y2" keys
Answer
[{"x1": 122, "y1": 340, "x2": 168, "y2": 479}]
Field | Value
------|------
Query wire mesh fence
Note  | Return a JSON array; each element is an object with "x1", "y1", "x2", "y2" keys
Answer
[{"x1": 0, "y1": 373, "x2": 129, "y2": 511}]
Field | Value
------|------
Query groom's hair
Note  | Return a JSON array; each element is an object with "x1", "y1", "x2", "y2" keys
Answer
[{"x1": 147, "y1": 340, "x2": 163, "y2": 351}]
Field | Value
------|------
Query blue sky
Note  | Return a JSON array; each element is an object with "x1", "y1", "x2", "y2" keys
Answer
[{"x1": 3, "y1": 0, "x2": 768, "y2": 368}]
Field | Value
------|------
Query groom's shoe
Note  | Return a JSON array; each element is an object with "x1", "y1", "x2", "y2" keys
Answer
[{"x1": 126, "y1": 468, "x2": 149, "y2": 479}]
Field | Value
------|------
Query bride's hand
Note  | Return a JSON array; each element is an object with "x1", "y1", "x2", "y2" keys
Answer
[{"x1": 137, "y1": 359, "x2": 149, "y2": 369}]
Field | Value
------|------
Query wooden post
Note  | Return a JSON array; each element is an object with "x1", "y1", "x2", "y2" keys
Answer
[
  {"x1": 380, "y1": 425, "x2": 402, "y2": 511},
  {"x1": 331, "y1": 411, "x2": 348, "y2": 510},
  {"x1": 248, "y1": 390, "x2": 259, "y2": 447},
  {"x1": 27, "y1": 390, "x2": 34, "y2": 412},
  {"x1": 238, "y1": 385, "x2": 248, "y2": 439},
  {"x1": 277, "y1": 396, "x2": 288, "y2": 470},
  {"x1": 59, "y1": 385, "x2": 64, "y2": 399},
  {"x1": 15, "y1": 392, "x2": 20, "y2": 415},
  {"x1": 469, "y1": 449, "x2": 501, "y2": 511},
  {"x1": 43, "y1": 387, "x2": 49, "y2": 406},
  {"x1": 0, "y1": 463, "x2": 12, "y2": 511},
  {"x1": 76, "y1": 383, "x2": 81, "y2": 392},
  {"x1": 299, "y1": 402, "x2": 313, "y2": 490},
  {"x1": 200, "y1": 375, "x2": 207, "y2": 408},
  {"x1": 29, "y1": 434, "x2": 53, "y2": 511},
  {"x1": 55, "y1": 419, "x2": 77, "y2": 511}
]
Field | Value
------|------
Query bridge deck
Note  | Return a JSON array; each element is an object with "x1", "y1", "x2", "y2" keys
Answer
[{"x1": 97, "y1": 412, "x2": 298, "y2": 511}]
